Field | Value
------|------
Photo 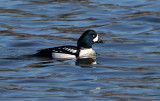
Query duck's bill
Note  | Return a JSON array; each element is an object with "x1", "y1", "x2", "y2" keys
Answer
[{"x1": 95, "y1": 38, "x2": 103, "y2": 43}]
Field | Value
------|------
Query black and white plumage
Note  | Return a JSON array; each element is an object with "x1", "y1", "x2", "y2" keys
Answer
[
  {"x1": 36, "y1": 46, "x2": 80, "y2": 58},
  {"x1": 35, "y1": 30, "x2": 103, "y2": 59}
]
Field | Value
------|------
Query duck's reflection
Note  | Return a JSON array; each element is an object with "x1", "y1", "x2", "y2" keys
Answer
[
  {"x1": 53, "y1": 57, "x2": 97, "y2": 67},
  {"x1": 23, "y1": 55, "x2": 97, "y2": 68},
  {"x1": 76, "y1": 58, "x2": 97, "y2": 67}
]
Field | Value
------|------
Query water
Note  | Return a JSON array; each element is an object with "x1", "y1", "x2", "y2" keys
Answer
[{"x1": 0, "y1": 0, "x2": 160, "y2": 100}]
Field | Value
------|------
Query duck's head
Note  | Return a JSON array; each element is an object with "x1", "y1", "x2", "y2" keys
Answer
[{"x1": 77, "y1": 30, "x2": 103, "y2": 48}]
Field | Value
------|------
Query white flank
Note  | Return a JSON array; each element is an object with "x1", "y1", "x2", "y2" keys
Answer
[
  {"x1": 93, "y1": 35, "x2": 98, "y2": 42},
  {"x1": 52, "y1": 53, "x2": 76, "y2": 59}
]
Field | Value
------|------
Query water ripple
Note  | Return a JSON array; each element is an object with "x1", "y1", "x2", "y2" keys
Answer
[{"x1": 0, "y1": 0, "x2": 160, "y2": 100}]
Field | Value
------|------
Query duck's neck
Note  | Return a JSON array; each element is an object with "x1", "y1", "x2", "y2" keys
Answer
[{"x1": 77, "y1": 37, "x2": 93, "y2": 48}]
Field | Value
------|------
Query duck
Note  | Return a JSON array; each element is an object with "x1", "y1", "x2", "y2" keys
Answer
[{"x1": 35, "y1": 30, "x2": 103, "y2": 59}]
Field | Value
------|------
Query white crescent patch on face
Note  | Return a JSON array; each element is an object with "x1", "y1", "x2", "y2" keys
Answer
[{"x1": 93, "y1": 34, "x2": 98, "y2": 42}]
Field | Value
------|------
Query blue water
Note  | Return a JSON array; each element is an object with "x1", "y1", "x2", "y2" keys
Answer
[{"x1": 0, "y1": 0, "x2": 160, "y2": 100}]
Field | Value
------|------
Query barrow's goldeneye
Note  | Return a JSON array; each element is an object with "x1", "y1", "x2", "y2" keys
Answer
[{"x1": 35, "y1": 30, "x2": 103, "y2": 59}]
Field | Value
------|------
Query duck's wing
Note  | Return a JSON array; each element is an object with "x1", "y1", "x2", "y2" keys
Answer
[{"x1": 35, "y1": 46, "x2": 80, "y2": 58}]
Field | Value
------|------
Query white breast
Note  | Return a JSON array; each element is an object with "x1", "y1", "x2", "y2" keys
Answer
[{"x1": 79, "y1": 48, "x2": 96, "y2": 58}]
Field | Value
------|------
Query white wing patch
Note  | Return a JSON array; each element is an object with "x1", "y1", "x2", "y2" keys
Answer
[
  {"x1": 71, "y1": 49, "x2": 77, "y2": 53},
  {"x1": 51, "y1": 46, "x2": 78, "y2": 59},
  {"x1": 52, "y1": 47, "x2": 77, "y2": 54},
  {"x1": 63, "y1": 47, "x2": 77, "y2": 53}
]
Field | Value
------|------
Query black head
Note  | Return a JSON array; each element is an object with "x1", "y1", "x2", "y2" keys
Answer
[{"x1": 77, "y1": 30, "x2": 103, "y2": 48}]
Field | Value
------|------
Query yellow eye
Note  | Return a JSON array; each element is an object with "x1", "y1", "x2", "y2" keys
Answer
[{"x1": 93, "y1": 35, "x2": 95, "y2": 37}]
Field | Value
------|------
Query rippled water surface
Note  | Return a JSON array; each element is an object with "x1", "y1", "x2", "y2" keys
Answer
[{"x1": 0, "y1": 0, "x2": 160, "y2": 100}]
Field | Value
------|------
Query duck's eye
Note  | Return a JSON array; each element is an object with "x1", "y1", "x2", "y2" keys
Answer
[{"x1": 92, "y1": 35, "x2": 95, "y2": 37}]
